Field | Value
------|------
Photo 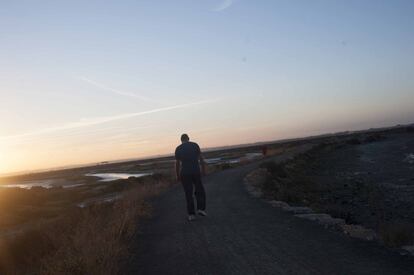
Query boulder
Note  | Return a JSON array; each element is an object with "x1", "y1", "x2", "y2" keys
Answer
[
  {"x1": 401, "y1": 246, "x2": 414, "y2": 256},
  {"x1": 282, "y1": 206, "x2": 313, "y2": 214},
  {"x1": 295, "y1": 213, "x2": 345, "y2": 228},
  {"x1": 341, "y1": 224, "x2": 377, "y2": 241},
  {"x1": 267, "y1": 200, "x2": 290, "y2": 208}
]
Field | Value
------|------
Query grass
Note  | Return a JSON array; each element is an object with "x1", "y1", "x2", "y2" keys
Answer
[
  {"x1": 0, "y1": 176, "x2": 171, "y2": 275},
  {"x1": 380, "y1": 222, "x2": 414, "y2": 247},
  {"x1": 256, "y1": 139, "x2": 414, "y2": 248},
  {"x1": 259, "y1": 159, "x2": 323, "y2": 204},
  {"x1": 259, "y1": 161, "x2": 287, "y2": 179}
]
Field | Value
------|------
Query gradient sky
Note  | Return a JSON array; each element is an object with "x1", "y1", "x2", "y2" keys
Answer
[{"x1": 1, "y1": 0, "x2": 414, "y2": 174}]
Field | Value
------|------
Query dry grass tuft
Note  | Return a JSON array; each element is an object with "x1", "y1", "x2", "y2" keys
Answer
[
  {"x1": 380, "y1": 222, "x2": 414, "y2": 248},
  {"x1": 0, "y1": 177, "x2": 171, "y2": 275}
]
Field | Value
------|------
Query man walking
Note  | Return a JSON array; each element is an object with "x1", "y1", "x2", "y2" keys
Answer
[{"x1": 175, "y1": 134, "x2": 207, "y2": 221}]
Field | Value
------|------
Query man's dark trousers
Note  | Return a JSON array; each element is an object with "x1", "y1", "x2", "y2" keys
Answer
[{"x1": 181, "y1": 173, "x2": 206, "y2": 215}]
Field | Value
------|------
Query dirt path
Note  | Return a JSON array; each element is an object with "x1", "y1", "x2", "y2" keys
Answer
[{"x1": 128, "y1": 146, "x2": 414, "y2": 275}]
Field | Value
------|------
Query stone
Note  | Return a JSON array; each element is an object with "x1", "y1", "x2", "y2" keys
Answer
[
  {"x1": 244, "y1": 179, "x2": 263, "y2": 198},
  {"x1": 341, "y1": 224, "x2": 377, "y2": 241},
  {"x1": 401, "y1": 246, "x2": 414, "y2": 256},
  {"x1": 267, "y1": 200, "x2": 290, "y2": 208},
  {"x1": 282, "y1": 206, "x2": 313, "y2": 214},
  {"x1": 295, "y1": 213, "x2": 345, "y2": 228}
]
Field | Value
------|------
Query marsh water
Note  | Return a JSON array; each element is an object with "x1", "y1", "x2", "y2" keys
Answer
[{"x1": 85, "y1": 172, "x2": 152, "y2": 182}]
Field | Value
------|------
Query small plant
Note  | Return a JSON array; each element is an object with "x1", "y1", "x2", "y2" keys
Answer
[
  {"x1": 380, "y1": 222, "x2": 414, "y2": 247},
  {"x1": 260, "y1": 161, "x2": 287, "y2": 178},
  {"x1": 0, "y1": 177, "x2": 171, "y2": 275},
  {"x1": 363, "y1": 134, "x2": 384, "y2": 143},
  {"x1": 346, "y1": 138, "x2": 361, "y2": 145},
  {"x1": 406, "y1": 126, "x2": 414, "y2": 133}
]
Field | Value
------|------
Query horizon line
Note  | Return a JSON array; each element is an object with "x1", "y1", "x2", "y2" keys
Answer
[{"x1": 1, "y1": 122, "x2": 412, "y2": 178}]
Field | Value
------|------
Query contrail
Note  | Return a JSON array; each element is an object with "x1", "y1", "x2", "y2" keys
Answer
[
  {"x1": 0, "y1": 99, "x2": 218, "y2": 140},
  {"x1": 214, "y1": 0, "x2": 235, "y2": 12},
  {"x1": 79, "y1": 77, "x2": 159, "y2": 103}
]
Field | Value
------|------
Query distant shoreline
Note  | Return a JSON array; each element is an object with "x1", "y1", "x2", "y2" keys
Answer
[{"x1": 1, "y1": 122, "x2": 413, "y2": 179}]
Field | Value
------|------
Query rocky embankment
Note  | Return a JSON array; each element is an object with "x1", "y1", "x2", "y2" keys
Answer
[{"x1": 245, "y1": 129, "x2": 414, "y2": 255}]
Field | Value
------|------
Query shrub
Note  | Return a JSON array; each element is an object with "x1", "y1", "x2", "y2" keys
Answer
[
  {"x1": 406, "y1": 126, "x2": 414, "y2": 133},
  {"x1": 260, "y1": 161, "x2": 287, "y2": 178},
  {"x1": 0, "y1": 178, "x2": 171, "y2": 275},
  {"x1": 346, "y1": 138, "x2": 361, "y2": 145},
  {"x1": 220, "y1": 163, "x2": 232, "y2": 170},
  {"x1": 380, "y1": 222, "x2": 414, "y2": 247},
  {"x1": 363, "y1": 134, "x2": 384, "y2": 143}
]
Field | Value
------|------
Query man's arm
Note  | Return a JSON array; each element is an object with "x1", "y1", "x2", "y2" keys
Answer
[{"x1": 175, "y1": 160, "x2": 181, "y2": 182}]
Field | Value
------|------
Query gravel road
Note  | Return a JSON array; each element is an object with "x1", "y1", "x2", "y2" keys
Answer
[{"x1": 128, "y1": 146, "x2": 414, "y2": 275}]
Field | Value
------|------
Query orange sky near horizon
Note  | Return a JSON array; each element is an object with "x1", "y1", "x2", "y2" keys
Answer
[{"x1": 1, "y1": 1, "x2": 414, "y2": 175}]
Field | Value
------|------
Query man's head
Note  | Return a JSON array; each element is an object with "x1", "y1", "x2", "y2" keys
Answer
[{"x1": 180, "y1": 133, "x2": 189, "y2": 143}]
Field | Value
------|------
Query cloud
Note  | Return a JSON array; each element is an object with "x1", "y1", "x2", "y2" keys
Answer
[
  {"x1": 79, "y1": 77, "x2": 159, "y2": 103},
  {"x1": 214, "y1": 0, "x2": 236, "y2": 12},
  {"x1": 0, "y1": 99, "x2": 218, "y2": 140}
]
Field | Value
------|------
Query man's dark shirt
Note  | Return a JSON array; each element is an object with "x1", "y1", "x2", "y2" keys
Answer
[{"x1": 175, "y1": 141, "x2": 201, "y2": 175}]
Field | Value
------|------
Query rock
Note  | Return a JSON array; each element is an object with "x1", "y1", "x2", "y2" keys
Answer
[
  {"x1": 282, "y1": 206, "x2": 313, "y2": 214},
  {"x1": 341, "y1": 224, "x2": 377, "y2": 241},
  {"x1": 244, "y1": 182, "x2": 263, "y2": 198},
  {"x1": 267, "y1": 200, "x2": 289, "y2": 208},
  {"x1": 244, "y1": 168, "x2": 270, "y2": 198},
  {"x1": 295, "y1": 213, "x2": 345, "y2": 228},
  {"x1": 250, "y1": 190, "x2": 263, "y2": 198},
  {"x1": 404, "y1": 153, "x2": 414, "y2": 164},
  {"x1": 401, "y1": 246, "x2": 414, "y2": 256}
]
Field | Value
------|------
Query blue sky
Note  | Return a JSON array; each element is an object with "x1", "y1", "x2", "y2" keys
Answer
[{"x1": 1, "y1": 0, "x2": 413, "y2": 173}]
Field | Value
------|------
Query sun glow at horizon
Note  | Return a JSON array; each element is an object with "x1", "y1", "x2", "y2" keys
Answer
[{"x1": 1, "y1": 1, "x2": 413, "y2": 175}]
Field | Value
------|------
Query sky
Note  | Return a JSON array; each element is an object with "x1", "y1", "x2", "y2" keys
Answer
[{"x1": 1, "y1": 0, "x2": 414, "y2": 175}]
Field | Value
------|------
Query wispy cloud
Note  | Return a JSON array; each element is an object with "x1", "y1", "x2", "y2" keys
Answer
[
  {"x1": 0, "y1": 99, "x2": 219, "y2": 140},
  {"x1": 214, "y1": 0, "x2": 236, "y2": 12},
  {"x1": 79, "y1": 77, "x2": 159, "y2": 103}
]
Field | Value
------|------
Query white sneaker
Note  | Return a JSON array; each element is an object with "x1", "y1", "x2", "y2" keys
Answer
[
  {"x1": 197, "y1": 210, "x2": 207, "y2": 216},
  {"x1": 188, "y1": 214, "x2": 196, "y2": 221}
]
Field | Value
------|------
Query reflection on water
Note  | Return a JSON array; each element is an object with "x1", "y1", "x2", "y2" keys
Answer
[
  {"x1": 1, "y1": 153, "x2": 262, "y2": 189},
  {"x1": 86, "y1": 172, "x2": 152, "y2": 182},
  {"x1": 1, "y1": 180, "x2": 55, "y2": 189},
  {"x1": 205, "y1": 158, "x2": 222, "y2": 164},
  {"x1": 0, "y1": 181, "x2": 84, "y2": 189},
  {"x1": 205, "y1": 152, "x2": 263, "y2": 165},
  {"x1": 245, "y1": 153, "x2": 263, "y2": 159},
  {"x1": 0, "y1": 172, "x2": 153, "y2": 189}
]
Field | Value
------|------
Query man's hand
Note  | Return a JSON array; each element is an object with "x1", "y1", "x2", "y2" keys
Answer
[
  {"x1": 200, "y1": 154, "x2": 207, "y2": 177},
  {"x1": 175, "y1": 160, "x2": 181, "y2": 183}
]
